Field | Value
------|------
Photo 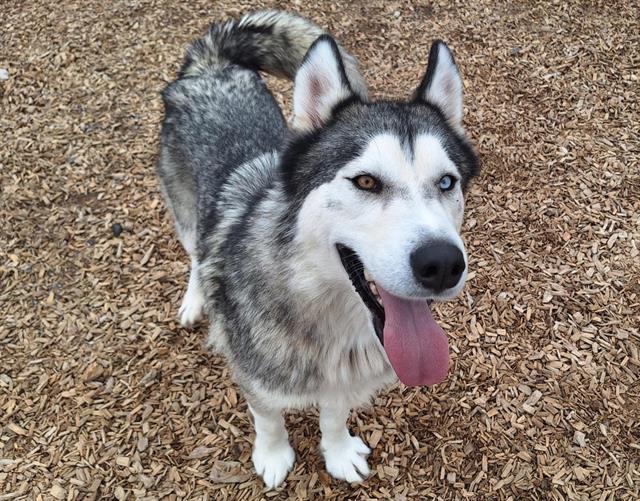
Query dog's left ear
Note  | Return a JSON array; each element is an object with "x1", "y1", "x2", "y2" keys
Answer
[
  {"x1": 413, "y1": 41, "x2": 464, "y2": 133},
  {"x1": 292, "y1": 35, "x2": 355, "y2": 131}
]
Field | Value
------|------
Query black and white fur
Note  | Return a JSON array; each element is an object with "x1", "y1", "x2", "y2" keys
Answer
[{"x1": 157, "y1": 10, "x2": 478, "y2": 488}]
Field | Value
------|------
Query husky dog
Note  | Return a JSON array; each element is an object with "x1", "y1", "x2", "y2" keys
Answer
[{"x1": 157, "y1": 10, "x2": 478, "y2": 488}]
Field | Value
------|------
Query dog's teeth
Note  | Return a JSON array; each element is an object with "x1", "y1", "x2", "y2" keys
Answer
[
  {"x1": 364, "y1": 269, "x2": 373, "y2": 281},
  {"x1": 368, "y1": 282, "x2": 383, "y2": 306}
]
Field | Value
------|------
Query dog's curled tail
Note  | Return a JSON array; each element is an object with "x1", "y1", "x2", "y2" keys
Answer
[{"x1": 180, "y1": 10, "x2": 368, "y2": 98}]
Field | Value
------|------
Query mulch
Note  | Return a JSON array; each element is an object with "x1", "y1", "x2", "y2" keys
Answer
[{"x1": 1, "y1": 0, "x2": 639, "y2": 499}]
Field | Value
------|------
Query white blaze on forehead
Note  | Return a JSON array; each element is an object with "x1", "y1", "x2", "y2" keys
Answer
[
  {"x1": 413, "y1": 134, "x2": 459, "y2": 182},
  {"x1": 343, "y1": 133, "x2": 408, "y2": 176},
  {"x1": 344, "y1": 132, "x2": 459, "y2": 186}
]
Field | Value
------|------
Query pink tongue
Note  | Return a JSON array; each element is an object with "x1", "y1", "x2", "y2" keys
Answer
[{"x1": 377, "y1": 285, "x2": 449, "y2": 387}]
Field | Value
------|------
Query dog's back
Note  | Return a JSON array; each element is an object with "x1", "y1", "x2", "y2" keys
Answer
[
  {"x1": 160, "y1": 68, "x2": 285, "y2": 250},
  {"x1": 157, "y1": 12, "x2": 367, "y2": 258}
]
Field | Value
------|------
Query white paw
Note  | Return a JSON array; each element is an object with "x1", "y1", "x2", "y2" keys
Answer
[
  {"x1": 178, "y1": 288, "x2": 204, "y2": 327},
  {"x1": 322, "y1": 435, "x2": 371, "y2": 483},
  {"x1": 252, "y1": 442, "x2": 295, "y2": 489}
]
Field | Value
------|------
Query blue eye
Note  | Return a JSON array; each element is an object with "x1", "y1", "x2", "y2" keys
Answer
[{"x1": 438, "y1": 175, "x2": 456, "y2": 191}]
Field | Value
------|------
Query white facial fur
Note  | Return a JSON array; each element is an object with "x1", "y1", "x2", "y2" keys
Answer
[{"x1": 295, "y1": 133, "x2": 467, "y2": 300}]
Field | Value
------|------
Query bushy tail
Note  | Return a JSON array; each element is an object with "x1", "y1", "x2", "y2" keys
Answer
[{"x1": 179, "y1": 10, "x2": 368, "y2": 98}]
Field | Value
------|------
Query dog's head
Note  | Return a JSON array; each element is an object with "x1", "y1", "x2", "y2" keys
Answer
[{"x1": 282, "y1": 36, "x2": 479, "y2": 387}]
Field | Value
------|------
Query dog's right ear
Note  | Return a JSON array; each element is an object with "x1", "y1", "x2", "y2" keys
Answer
[{"x1": 292, "y1": 36, "x2": 355, "y2": 131}]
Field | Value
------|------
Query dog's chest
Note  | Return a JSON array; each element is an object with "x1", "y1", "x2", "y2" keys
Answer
[{"x1": 311, "y1": 299, "x2": 395, "y2": 404}]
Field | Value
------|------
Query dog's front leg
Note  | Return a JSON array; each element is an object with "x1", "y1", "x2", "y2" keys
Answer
[
  {"x1": 319, "y1": 401, "x2": 371, "y2": 483},
  {"x1": 249, "y1": 404, "x2": 295, "y2": 489},
  {"x1": 178, "y1": 256, "x2": 205, "y2": 327}
]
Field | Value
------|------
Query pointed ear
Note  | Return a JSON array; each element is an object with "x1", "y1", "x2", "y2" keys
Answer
[
  {"x1": 414, "y1": 40, "x2": 464, "y2": 132},
  {"x1": 292, "y1": 36, "x2": 355, "y2": 131}
]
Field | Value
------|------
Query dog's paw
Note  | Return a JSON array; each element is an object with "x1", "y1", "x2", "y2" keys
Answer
[
  {"x1": 322, "y1": 435, "x2": 371, "y2": 483},
  {"x1": 178, "y1": 287, "x2": 205, "y2": 327},
  {"x1": 252, "y1": 442, "x2": 295, "y2": 489}
]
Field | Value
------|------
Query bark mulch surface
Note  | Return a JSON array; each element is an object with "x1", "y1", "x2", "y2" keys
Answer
[{"x1": 1, "y1": 0, "x2": 638, "y2": 499}]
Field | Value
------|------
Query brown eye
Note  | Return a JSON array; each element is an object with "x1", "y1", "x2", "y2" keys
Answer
[{"x1": 352, "y1": 174, "x2": 382, "y2": 193}]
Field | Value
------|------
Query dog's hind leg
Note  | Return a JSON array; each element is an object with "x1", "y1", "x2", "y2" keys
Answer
[
  {"x1": 319, "y1": 401, "x2": 371, "y2": 483},
  {"x1": 249, "y1": 404, "x2": 295, "y2": 489}
]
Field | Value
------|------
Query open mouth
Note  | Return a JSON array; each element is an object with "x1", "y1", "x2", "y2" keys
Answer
[
  {"x1": 336, "y1": 244, "x2": 449, "y2": 387},
  {"x1": 336, "y1": 244, "x2": 385, "y2": 343}
]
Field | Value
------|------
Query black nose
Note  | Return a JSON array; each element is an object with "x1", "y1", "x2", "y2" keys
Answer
[{"x1": 410, "y1": 241, "x2": 465, "y2": 293}]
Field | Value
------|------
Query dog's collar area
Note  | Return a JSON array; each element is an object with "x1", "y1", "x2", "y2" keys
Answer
[{"x1": 336, "y1": 244, "x2": 385, "y2": 344}]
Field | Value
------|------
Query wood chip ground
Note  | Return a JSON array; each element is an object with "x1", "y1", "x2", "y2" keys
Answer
[{"x1": 1, "y1": 0, "x2": 638, "y2": 499}]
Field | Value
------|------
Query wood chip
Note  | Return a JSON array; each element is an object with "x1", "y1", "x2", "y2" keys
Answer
[
  {"x1": 50, "y1": 484, "x2": 66, "y2": 500},
  {"x1": 209, "y1": 461, "x2": 252, "y2": 484},
  {"x1": 186, "y1": 446, "x2": 214, "y2": 460},
  {"x1": 6, "y1": 423, "x2": 27, "y2": 436}
]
